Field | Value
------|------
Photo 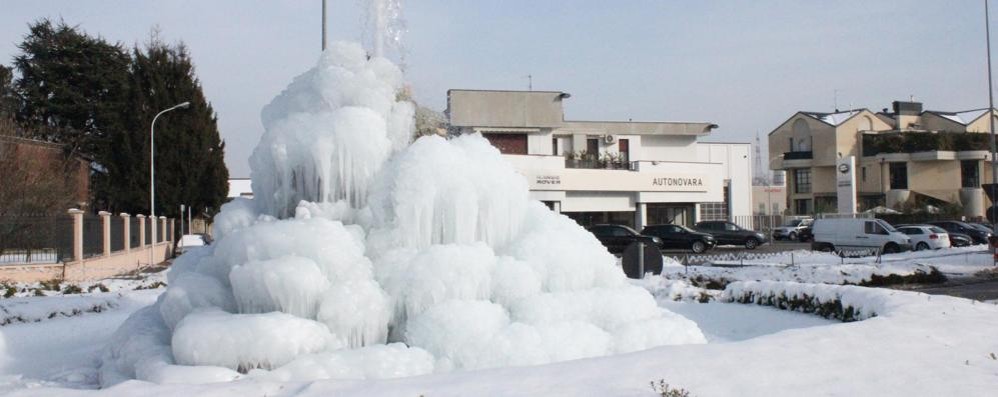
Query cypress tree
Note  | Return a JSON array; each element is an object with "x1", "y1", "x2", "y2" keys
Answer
[{"x1": 112, "y1": 37, "x2": 229, "y2": 219}]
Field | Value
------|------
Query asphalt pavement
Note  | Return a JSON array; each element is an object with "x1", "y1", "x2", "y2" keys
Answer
[{"x1": 909, "y1": 277, "x2": 998, "y2": 301}]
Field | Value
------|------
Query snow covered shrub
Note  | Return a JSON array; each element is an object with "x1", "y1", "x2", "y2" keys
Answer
[{"x1": 650, "y1": 379, "x2": 692, "y2": 397}]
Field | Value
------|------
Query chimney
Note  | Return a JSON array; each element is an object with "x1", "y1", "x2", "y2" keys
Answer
[{"x1": 892, "y1": 100, "x2": 922, "y2": 115}]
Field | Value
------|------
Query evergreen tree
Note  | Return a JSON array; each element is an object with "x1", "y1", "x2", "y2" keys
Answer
[
  {"x1": 108, "y1": 37, "x2": 228, "y2": 219},
  {"x1": 12, "y1": 19, "x2": 130, "y2": 159},
  {"x1": 0, "y1": 65, "x2": 17, "y2": 119}
]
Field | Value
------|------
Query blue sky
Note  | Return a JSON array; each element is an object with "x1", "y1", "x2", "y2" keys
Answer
[{"x1": 1, "y1": 0, "x2": 995, "y2": 176}]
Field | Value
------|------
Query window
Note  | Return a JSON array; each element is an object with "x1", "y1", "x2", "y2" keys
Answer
[
  {"x1": 552, "y1": 138, "x2": 558, "y2": 155},
  {"x1": 586, "y1": 138, "x2": 599, "y2": 159},
  {"x1": 861, "y1": 166, "x2": 867, "y2": 183},
  {"x1": 865, "y1": 221, "x2": 887, "y2": 235},
  {"x1": 794, "y1": 169, "x2": 811, "y2": 194},
  {"x1": 899, "y1": 227, "x2": 922, "y2": 235},
  {"x1": 482, "y1": 133, "x2": 528, "y2": 154},
  {"x1": 889, "y1": 162, "x2": 908, "y2": 190},
  {"x1": 724, "y1": 223, "x2": 740, "y2": 231},
  {"x1": 618, "y1": 139, "x2": 630, "y2": 162},
  {"x1": 794, "y1": 199, "x2": 812, "y2": 215},
  {"x1": 961, "y1": 160, "x2": 980, "y2": 188}
]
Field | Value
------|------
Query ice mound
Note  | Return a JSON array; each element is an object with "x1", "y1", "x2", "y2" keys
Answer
[{"x1": 98, "y1": 41, "x2": 705, "y2": 387}]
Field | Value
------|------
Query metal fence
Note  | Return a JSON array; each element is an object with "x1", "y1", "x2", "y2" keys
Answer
[
  {"x1": 0, "y1": 215, "x2": 74, "y2": 264},
  {"x1": 111, "y1": 216, "x2": 125, "y2": 252},
  {"x1": 82, "y1": 215, "x2": 102, "y2": 259},
  {"x1": 129, "y1": 217, "x2": 140, "y2": 249}
]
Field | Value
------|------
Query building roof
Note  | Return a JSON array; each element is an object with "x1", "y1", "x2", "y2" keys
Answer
[
  {"x1": 924, "y1": 108, "x2": 992, "y2": 125},
  {"x1": 800, "y1": 109, "x2": 865, "y2": 127}
]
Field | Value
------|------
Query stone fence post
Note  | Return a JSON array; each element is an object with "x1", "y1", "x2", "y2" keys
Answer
[
  {"x1": 99, "y1": 211, "x2": 111, "y2": 257},
  {"x1": 120, "y1": 213, "x2": 131, "y2": 253},
  {"x1": 137, "y1": 215, "x2": 146, "y2": 248},
  {"x1": 68, "y1": 209, "x2": 83, "y2": 262}
]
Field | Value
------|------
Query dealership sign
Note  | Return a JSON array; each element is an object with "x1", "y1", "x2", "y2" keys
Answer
[{"x1": 527, "y1": 170, "x2": 710, "y2": 193}]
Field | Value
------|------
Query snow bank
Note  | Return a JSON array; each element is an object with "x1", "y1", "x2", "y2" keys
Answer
[
  {"x1": 172, "y1": 310, "x2": 337, "y2": 372},
  {"x1": 100, "y1": 40, "x2": 704, "y2": 387}
]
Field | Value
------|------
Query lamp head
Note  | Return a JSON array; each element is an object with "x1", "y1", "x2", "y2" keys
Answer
[{"x1": 177, "y1": 101, "x2": 191, "y2": 109}]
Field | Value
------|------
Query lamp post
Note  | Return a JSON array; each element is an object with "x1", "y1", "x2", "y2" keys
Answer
[
  {"x1": 150, "y1": 101, "x2": 190, "y2": 266},
  {"x1": 986, "y1": 0, "x2": 997, "y2": 266}
]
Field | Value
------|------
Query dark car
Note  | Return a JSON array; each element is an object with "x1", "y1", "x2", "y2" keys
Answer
[
  {"x1": 587, "y1": 224, "x2": 662, "y2": 255},
  {"x1": 694, "y1": 221, "x2": 769, "y2": 249},
  {"x1": 641, "y1": 224, "x2": 716, "y2": 253},
  {"x1": 949, "y1": 232, "x2": 973, "y2": 247},
  {"x1": 927, "y1": 221, "x2": 991, "y2": 245},
  {"x1": 797, "y1": 225, "x2": 814, "y2": 242}
]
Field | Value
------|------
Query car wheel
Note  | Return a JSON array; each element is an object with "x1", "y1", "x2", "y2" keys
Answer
[
  {"x1": 744, "y1": 238, "x2": 759, "y2": 250},
  {"x1": 883, "y1": 243, "x2": 899, "y2": 254},
  {"x1": 815, "y1": 243, "x2": 835, "y2": 252},
  {"x1": 788, "y1": 232, "x2": 798, "y2": 241},
  {"x1": 916, "y1": 242, "x2": 930, "y2": 251},
  {"x1": 691, "y1": 241, "x2": 707, "y2": 254}
]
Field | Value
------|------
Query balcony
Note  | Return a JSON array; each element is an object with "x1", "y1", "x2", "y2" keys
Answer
[
  {"x1": 564, "y1": 159, "x2": 632, "y2": 170},
  {"x1": 862, "y1": 132, "x2": 991, "y2": 157},
  {"x1": 783, "y1": 151, "x2": 813, "y2": 160}
]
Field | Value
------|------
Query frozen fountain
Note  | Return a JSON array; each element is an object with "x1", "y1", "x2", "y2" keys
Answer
[{"x1": 97, "y1": 1, "x2": 706, "y2": 386}]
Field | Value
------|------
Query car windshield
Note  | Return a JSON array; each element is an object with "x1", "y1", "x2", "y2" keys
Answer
[
  {"x1": 971, "y1": 224, "x2": 992, "y2": 232},
  {"x1": 876, "y1": 220, "x2": 897, "y2": 233},
  {"x1": 783, "y1": 220, "x2": 802, "y2": 227}
]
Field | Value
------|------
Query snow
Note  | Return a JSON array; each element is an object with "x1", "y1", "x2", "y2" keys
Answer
[
  {"x1": 85, "y1": 40, "x2": 705, "y2": 388},
  {"x1": 5, "y1": 273, "x2": 998, "y2": 396},
  {"x1": 819, "y1": 110, "x2": 859, "y2": 126},
  {"x1": 938, "y1": 108, "x2": 990, "y2": 125}
]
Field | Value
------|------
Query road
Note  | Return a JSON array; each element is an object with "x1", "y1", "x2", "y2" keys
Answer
[{"x1": 910, "y1": 278, "x2": 998, "y2": 301}]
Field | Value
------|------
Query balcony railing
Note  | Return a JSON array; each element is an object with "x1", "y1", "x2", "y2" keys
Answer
[
  {"x1": 783, "y1": 151, "x2": 813, "y2": 160},
  {"x1": 564, "y1": 158, "x2": 632, "y2": 170},
  {"x1": 862, "y1": 132, "x2": 991, "y2": 156}
]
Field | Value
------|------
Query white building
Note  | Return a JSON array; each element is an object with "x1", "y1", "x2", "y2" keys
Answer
[
  {"x1": 227, "y1": 178, "x2": 253, "y2": 199},
  {"x1": 447, "y1": 89, "x2": 752, "y2": 229}
]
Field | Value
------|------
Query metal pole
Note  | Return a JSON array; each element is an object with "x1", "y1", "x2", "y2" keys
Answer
[
  {"x1": 150, "y1": 101, "x2": 190, "y2": 266},
  {"x1": 987, "y1": 0, "x2": 998, "y2": 266},
  {"x1": 321, "y1": 0, "x2": 328, "y2": 51},
  {"x1": 188, "y1": 205, "x2": 192, "y2": 234}
]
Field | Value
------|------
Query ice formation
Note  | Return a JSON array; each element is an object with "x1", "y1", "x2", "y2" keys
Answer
[{"x1": 98, "y1": 41, "x2": 705, "y2": 387}]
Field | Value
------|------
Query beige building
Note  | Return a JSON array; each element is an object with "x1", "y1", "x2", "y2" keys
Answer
[
  {"x1": 447, "y1": 89, "x2": 754, "y2": 228},
  {"x1": 769, "y1": 100, "x2": 998, "y2": 218}
]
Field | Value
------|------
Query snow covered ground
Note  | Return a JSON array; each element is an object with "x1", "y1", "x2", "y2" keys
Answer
[
  {"x1": 2, "y1": 277, "x2": 996, "y2": 396},
  {"x1": 1, "y1": 249, "x2": 996, "y2": 396}
]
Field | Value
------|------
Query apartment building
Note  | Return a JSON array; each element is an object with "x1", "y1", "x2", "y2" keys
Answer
[
  {"x1": 769, "y1": 100, "x2": 998, "y2": 218},
  {"x1": 447, "y1": 89, "x2": 752, "y2": 229}
]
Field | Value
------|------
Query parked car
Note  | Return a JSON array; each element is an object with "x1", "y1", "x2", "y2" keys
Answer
[
  {"x1": 693, "y1": 221, "x2": 768, "y2": 249},
  {"x1": 175, "y1": 233, "x2": 210, "y2": 256},
  {"x1": 896, "y1": 225, "x2": 951, "y2": 251},
  {"x1": 797, "y1": 225, "x2": 814, "y2": 242},
  {"x1": 949, "y1": 232, "x2": 973, "y2": 247},
  {"x1": 587, "y1": 224, "x2": 662, "y2": 255},
  {"x1": 927, "y1": 221, "x2": 991, "y2": 245},
  {"x1": 772, "y1": 218, "x2": 813, "y2": 241},
  {"x1": 641, "y1": 224, "x2": 717, "y2": 253},
  {"x1": 811, "y1": 218, "x2": 912, "y2": 254}
]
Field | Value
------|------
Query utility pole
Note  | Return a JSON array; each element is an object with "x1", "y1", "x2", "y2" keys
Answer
[
  {"x1": 322, "y1": 0, "x2": 328, "y2": 51},
  {"x1": 986, "y1": 0, "x2": 998, "y2": 266}
]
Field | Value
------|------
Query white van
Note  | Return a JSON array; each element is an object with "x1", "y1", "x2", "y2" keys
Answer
[{"x1": 811, "y1": 218, "x2": 912, "y2": 254}]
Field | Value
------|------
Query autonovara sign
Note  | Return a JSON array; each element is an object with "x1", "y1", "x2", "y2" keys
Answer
[{"x1": 526, "y1": 170, "x2": 711, "y2": 193}]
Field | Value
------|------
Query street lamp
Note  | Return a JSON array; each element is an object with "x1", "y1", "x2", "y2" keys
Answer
[{"x1": 149, "y1": 101, "x2": 190, "y2": 266}]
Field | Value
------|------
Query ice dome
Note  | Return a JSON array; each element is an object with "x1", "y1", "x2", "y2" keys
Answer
[{"x1": 98, "y1": 41, "x2": 705, "y2": 387}]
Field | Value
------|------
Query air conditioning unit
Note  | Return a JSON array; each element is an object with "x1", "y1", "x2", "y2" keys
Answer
[{"x1": 603, "y1": 135, "x2": 616, "y2": 144}]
